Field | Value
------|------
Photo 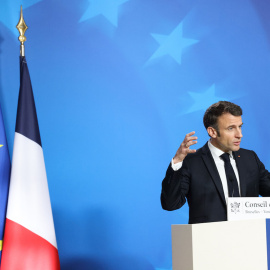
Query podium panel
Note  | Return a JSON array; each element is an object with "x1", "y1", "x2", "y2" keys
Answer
[
  {"x1": 172, "y1": 219, "x2": 268, "y2": 270},
  {"x1": 227, "y1": 197, "x2": 270, "y2": 221}
]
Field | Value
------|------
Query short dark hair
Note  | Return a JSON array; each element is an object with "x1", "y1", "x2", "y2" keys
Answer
[{"x1": 203, "y1": 101, "x2": 242, "y2": 134}]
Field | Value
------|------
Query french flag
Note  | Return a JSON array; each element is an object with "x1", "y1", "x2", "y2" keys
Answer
[{"x1": 1, "y1": 57, "x2": 60, "y2": 269}]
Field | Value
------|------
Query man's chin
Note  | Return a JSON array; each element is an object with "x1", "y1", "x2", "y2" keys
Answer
[{"x1": 232, "y1": 144, "x2": 241, "y2": 151}]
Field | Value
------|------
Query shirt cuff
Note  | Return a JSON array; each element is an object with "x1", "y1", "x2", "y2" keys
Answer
[{"x1": 171, "y1": 158, "x2": 182, "y2": 171}]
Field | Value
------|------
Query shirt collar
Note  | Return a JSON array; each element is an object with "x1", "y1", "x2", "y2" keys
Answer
[{"x1": 208, "y1": 140, "x2": 233, "y2": 159}]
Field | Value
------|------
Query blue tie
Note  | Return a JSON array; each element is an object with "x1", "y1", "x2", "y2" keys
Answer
[{"x1": 220, "y1": 153, "x2": 240, "y2": 197}]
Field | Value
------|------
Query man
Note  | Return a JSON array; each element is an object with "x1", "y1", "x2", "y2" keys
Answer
[{"x1": 161, "y1": 101, "x2": 270, "y2": 224}]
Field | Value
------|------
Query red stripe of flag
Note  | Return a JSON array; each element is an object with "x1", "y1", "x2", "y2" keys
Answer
[{"x1": 1, "y1": 219, "x2": 60, "y2": 270}]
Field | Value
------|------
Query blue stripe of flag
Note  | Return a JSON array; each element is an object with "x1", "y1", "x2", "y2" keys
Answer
[{"x1": 15, "y1": 57, "x2": 41, "y2": 146}]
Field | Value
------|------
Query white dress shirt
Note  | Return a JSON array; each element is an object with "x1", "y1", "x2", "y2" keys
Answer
[{"x1": 171, "y1": 140, "x2": 241, "y2": 201}]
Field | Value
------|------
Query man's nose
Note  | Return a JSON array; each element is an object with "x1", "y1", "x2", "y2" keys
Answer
[{"x1": 236, "y1": 128, "x2": 243, "y2": 138}]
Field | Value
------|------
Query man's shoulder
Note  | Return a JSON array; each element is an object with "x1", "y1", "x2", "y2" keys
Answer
[
  {"x1": 236, "y1": 147, "x2": 256, "y2": 156},
  {"x1": 234, "y1": 148, "x2": 263, "y2": 166},
  {"x1": 186, "y1": 144, "x2": 257, "y2": 160}
]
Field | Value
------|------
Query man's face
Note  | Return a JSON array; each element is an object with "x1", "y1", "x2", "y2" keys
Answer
[{"x1": 210, "y1": 113, "x2": 243, "y2": 152}]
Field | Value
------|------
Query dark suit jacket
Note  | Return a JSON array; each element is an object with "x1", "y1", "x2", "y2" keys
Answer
[{"x1": 161, "y1": 143, "x2": 270, "y2": 224}]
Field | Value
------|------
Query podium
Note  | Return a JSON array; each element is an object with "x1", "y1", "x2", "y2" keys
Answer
[{"x1": 172, "y1": 219, "x2": 270, "y2": 270}]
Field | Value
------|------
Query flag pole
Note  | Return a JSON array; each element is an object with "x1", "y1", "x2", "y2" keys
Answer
[{"x1": 16, "y1": 6, "x2": 28, "y2": 56}]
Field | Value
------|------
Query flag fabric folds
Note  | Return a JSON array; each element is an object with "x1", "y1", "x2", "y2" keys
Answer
[
  {"x1": 1, "y1": 56, "x2": 60, "y2": 270},
  {"x1": 0, "y1": 106, "x2": 11, "y2": 265}
]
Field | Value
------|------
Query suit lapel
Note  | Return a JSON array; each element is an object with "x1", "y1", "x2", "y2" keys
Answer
[
  {"x1": 201, "y1": 143, "x2": 226, "y2": 206},
  {"x1": 232, "y1": 151, "x2": 246, "y2": 197}
]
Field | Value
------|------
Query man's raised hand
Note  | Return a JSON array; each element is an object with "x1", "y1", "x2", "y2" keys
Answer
[{"x1": 173, "y1": 131, "x2": 198, "y2": 163}]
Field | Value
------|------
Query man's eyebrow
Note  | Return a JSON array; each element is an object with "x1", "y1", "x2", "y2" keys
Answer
[{"x1": 227, "y1": 123, "x2": 243, "y2": 128}]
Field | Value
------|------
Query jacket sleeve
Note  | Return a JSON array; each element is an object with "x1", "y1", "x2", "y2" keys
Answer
[{"x1": 160, "y1": 162, "x2": 190, "y2": 211}]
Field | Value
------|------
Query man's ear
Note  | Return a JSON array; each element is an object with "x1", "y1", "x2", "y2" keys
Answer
[{"x1": 207, "y1": 126, "x2": 217, "y2": 138}]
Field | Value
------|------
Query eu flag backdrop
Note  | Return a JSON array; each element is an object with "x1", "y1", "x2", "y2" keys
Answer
[{"x1": 1, "y1": 1, "x2": 270, "y2": 269}]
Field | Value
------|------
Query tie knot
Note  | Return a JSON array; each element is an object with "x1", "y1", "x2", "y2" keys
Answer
[{"x1": 220, "y1": 153, "x2": 230, "y2": 163}]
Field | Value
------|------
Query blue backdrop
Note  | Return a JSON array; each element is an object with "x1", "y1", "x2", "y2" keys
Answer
[{"x1": 1, "y1": 0, "x2": 270, "y2": 269}]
